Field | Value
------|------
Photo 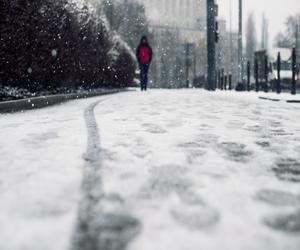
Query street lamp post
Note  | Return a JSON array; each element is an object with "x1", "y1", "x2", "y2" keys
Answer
[
  {"x1": 206, "y1": 0, "x2": 217, "y2": 90},
  {"x1": 185, "y1": 43, "x2": 191, "y2": 88},
  {"x1": 292, "y1": 48, "x2": 297, "y2": 95},
  {"x1": 277, "y1": 52, "x2": 281, "y2": 94},
  {"x1": 238, "y1": 0, "x2": 243, "y2": 84}
]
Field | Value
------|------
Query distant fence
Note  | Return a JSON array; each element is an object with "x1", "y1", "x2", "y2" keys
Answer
[{"x1": 216, "y1": 47, "x2": 299, "y2": 95}]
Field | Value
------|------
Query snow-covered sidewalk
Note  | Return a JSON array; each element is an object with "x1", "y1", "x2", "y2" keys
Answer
[
  {"x1": 0, "y1": 96, "x2": 107, "y2": 250},
  {"x1": 0, "y1": 89, "x2": 300, "y2": 250},
  {"x1": 97, "y1": 90, "x2": 300, "y2": 250}
]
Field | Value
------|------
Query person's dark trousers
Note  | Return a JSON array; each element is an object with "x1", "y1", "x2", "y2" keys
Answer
[{"x1": 139, "y1": 64, "x2": 149, "y2": 91}]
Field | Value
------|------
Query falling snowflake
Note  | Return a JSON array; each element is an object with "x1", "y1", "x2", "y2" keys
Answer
[{"x1": 51, "y1": 49, "x2": 58, "y2": 57}]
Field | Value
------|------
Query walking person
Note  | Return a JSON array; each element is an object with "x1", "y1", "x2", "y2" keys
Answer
[{"x1": 136, "y1": 36, "x2": 153, "y2": 91}]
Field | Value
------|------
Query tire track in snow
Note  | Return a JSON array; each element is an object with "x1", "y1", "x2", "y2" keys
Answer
[{"x1": 70, "y1": 99, "x2": 140, "y2": 250}]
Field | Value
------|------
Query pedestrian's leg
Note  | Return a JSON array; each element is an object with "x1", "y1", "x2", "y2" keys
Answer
[
  {"x1": 144, "y1": 72, "x2": 147, "y2": 91},
  {"x1": 145, "y1": 65, "x2": 149, "y2": 91},
  {"x1": 141, "y1": 65, "x2": 147, "y2": 91},
  {"x1": 140, "y1": 65, "x2": 144, "y2": 91}
]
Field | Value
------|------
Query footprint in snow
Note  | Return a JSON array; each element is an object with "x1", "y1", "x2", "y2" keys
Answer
[
  {"x1": 217, "y1": 142, "x2": 253, "y2": 163},
  {"x1": 264, "y1": 210, "x2": 300, "y2": 233},
  {"x1": 171, "y1": 190, "x2": 220, "y2": 230},
  {"x1": 245, "y1": 125, "x2": 263, "y2": 133},
  {"x1": 273, "y1": 158, "x2": 300, "y2": 183},
  {"x1": 255, "y1": 189, "x2": 300, "y2": 207},
  {"x1": 102, "y1": 148, "x2": 119, "y2": 162},
  {"x1": 21, "y1": 131, "x2": 59, "y2": 145},
  {"x1": 138, "y1": 164, "x2": 220, "y2": 230},
  {"x1": 138, "y1": 164, "x2": 190, "y2": 199},
  {"x1": 171, "y1": 204, "x2": 220, "y2": 230},
  {"x1": 1, "y1": 123, "x2": 21, "y2": 129},
  {"x1": 129, "y1": 138, "x2": 151, "y2": 159},
  {"x1": 178, "y1": 142, "x2": 206, "y2": 164},
  {"x1": 255, "y1": 141, "x2": 271, "y2": 149},
  {"x1": 141, "y1": 123, "x2": 166, "y2": 134}
]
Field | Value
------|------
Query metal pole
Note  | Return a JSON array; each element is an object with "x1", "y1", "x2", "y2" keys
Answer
[
  {"x1": 229, "y1": 0, "x2": 234, "y2": 86},
  {"x1": 277, "y1": 52, "x2": 281, "y2": 94},
  {"x1": 296, "y1": 21, "x2": 300, "y2": 85},
  {"x1": 193, "y1": 47, "x2": 196, "y2": 84},
  {"x1": 296, "y1": 22, "x2": 299, "y2": 80},
  {"x1": 296, "y1": 21, "x2": 299, "y2": 51},
  {"x1": 238, "y1": 0, "x2": 243, "y2": 84},
  {"x1": 264, "y1": 55, "x2": 269, "y2": 92},
  {"x1": 255, "y1": 58, "x2": 259, "y2": 92},
  {"x1": 221, "y1": 68, "x2": 224, "y2": 90},
  {"x1": 218, "y1": 69, "x2": 221, "y2": 89},
  {"x1": 229, "y1": 74, "x2": 232, "y2": 90},
  {"x1": 292, "y1": 47, "x2": 297, "y2": 95},
  {"x1": 247, "y1": 61, "x2": 250, "y2": 91},
  {"x1": 206, "y1": 0, "x2": 216, "y2": 90},
  {"x1": 185, "y1": 43, "x2": 190, "y2": 88}
]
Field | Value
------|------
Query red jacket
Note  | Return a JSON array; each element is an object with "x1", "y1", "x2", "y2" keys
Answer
[{"x1": 136, "y1": 43, "x2": 153, "y2": 65}]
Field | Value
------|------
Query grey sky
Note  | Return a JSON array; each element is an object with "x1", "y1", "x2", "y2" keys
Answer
[{"x1": 218, "y1": 0, "x2": 300, "y2": 47}]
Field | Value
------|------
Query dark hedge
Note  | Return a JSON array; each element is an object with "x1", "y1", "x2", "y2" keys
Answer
[{"x1": 0, "y1": 0, "x2": 136, "y2": 92}]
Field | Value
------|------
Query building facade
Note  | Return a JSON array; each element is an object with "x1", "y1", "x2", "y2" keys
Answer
[
  {"x1": 216, "y1": 19, "x2": 239, "y2": 88},
  {"x1": 134, "y1": 0, "x2": 207, "y2": 88},
  {"x1": 136, "y1": 0, "x2": 206, "y2": 31}
]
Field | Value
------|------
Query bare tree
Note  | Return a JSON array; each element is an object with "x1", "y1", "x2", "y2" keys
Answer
[
  {"x1": 245, "y1": 13, "x2": 257, "y2": 64},
  {"x1": 274, "y1": 12, "x2": 300, "y2": 51},
  {"x1": 261, "y1": 13, "x2": 269, "y2": 50},
  {"x1": 101, "y1": 0, "x2": 152, "y2": 51}
]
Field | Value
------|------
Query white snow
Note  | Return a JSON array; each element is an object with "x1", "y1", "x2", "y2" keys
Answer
[
  {"x1": 0, "y1": 96, "x2": 105, "y2": 250},
  {"x1": 95, "y1": 90, "x2": 300, "y2": 250},
  {"x1": 51, "y1": 49, "x2": 58, "y2": 57},
  {"x1": 0, "y1": 89, "x2": 300, "y2": 250}
]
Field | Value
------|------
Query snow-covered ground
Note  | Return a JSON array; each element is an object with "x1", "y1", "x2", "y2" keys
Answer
[
  {"x1": 0, "y1": 97, "x2": 104, "y2": 250},
  {"x1": 0, "y1": 89, "x2": 300, "y2": 250}
]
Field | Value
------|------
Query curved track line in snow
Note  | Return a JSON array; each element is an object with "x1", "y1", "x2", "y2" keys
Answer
[{"x1": 70, "y1": 99, "x2": 140, "y2": 250}]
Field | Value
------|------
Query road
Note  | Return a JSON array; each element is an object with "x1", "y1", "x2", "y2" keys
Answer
[{"x1": 0, "y1": 89, "x2": 300, "y2": 250}]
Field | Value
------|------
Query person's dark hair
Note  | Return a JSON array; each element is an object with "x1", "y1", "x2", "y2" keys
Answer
[{"x1": 141, "y1": 35, "x2": 148, "y2": 43}]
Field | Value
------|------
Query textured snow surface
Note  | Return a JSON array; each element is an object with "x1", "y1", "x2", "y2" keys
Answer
[
  {"x1": 96, "y1": 90, "x2": 300, "y2": 250},
  {"x1": 1, "y1": 90, "x2": 300, "y2": 250},
  {"x1": 0, "y1": 97, "x2": 102, "y2": 250}
]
